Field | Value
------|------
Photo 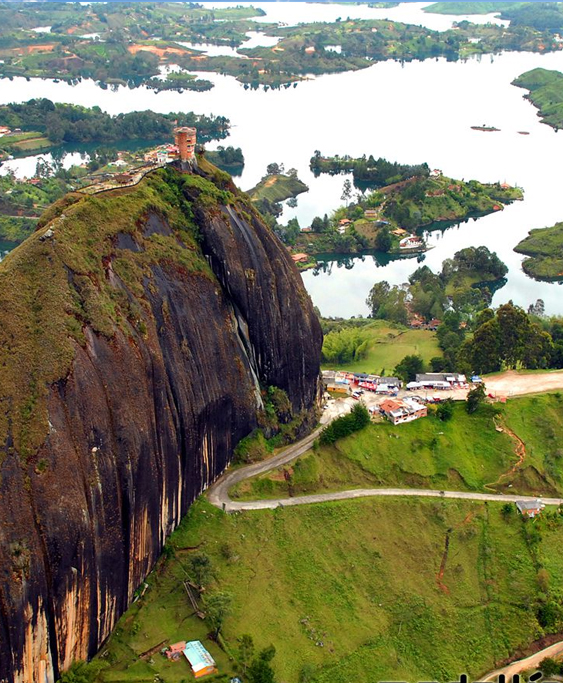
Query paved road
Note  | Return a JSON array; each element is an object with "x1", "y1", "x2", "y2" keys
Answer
[
  {"x1": 483, "y1": 640, "x2": 563, "y2": 681},
  {"x1": 207, "y1": 418, "x2": 563, "y2": 512}
]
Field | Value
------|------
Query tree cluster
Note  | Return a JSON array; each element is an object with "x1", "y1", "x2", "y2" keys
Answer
[
  {"x1": 0, "y1": 99, "x2": 230, "y2": 145},
  {"x1": 320, "y1": 402, "x2": 370, "y2": 445}
]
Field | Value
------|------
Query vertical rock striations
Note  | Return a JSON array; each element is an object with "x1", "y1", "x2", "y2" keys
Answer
[{"x1": 0, "y1": 161, "x2": 322, "y2": 683}]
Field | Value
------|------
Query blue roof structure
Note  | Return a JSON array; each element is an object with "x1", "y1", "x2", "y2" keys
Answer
[{"x1": 183, "y1": 640, "x2": 216, "y2": 674}]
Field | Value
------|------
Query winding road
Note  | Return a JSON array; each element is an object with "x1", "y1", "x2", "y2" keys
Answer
[
  {"x1": 205, "y1": 394, "x2": 563, "y2": 676},
  {"x1": 207, "y1": 416, "x2": 563, "y2": 513}
]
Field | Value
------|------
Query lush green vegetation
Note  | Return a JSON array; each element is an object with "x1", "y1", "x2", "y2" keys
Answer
[
  {"x1": 424, "y1": 3, "x2": 525, "y2": 15},
  {"x1": 319, "y1": 402, "x2": 370, "y2": 446},
  {"x1": 512, "y1": 68, "x2": 563, "y2": 131},
  {"x1": 0, "y1": 99, "x2": 230, "y2": 149},
  {"x1": 204, "y1": 146, "x2": 245, "y2": 176},
  {"x1": 501, "y1": 2, "x2": 563, "y2": 32},
  {"x1": 233, "y1": 394, "x2": 563, "y2": 501},
  {"x1": 82, "y1": 490, "x2": 563, "y2": 683},
  {"x1": 310, "y1": 151, "x2": 430, "y2": 187},
  {"x1": 247, "y1": 169, "x2": 308, "y2": 218},
  {"x1": 321, "y1": 320, "x2": 441, "y2": 374},
  {"x1": 292, "y1": 165, "x2": 522, "y2": 257},
  {"x1": 514, "y1": 221, "x2": 563, "y2": 281},
  {"x1": 1, "y1": 4, "x2": 561, "y2": 91},
  {"x1": 366, "y1": 247, "x2": 508, "y2": 327}
]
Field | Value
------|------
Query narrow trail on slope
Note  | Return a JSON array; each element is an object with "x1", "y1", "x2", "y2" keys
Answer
[
  {"x1": 436, "y1": 528, "x2": 452, "y2": 593},
  {"x1": 485, "y1": 417, "x2": 527, "y2": 492}
]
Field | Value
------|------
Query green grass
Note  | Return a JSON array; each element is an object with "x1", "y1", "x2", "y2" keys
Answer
[
  {"x1": 233, "y1": 395, "x2": 563, "y2": 501},
  {"x1": 423, "y1": 2, "x2": 524, "y2": 15},
  {"x1": 321, "y1": 321, "x2": 441, "y2": 374},
  {"x1": 92, "y1": 495, "x2": 563, "y2": 683},
  {"x1": 513, "y1": 68, "x2": 563, "y2": 131},
  {"x1": 247, "y1": 173, "x2": 308, "y2": 204},
  {"x1": 514, "y1": 221, "x2": 563, "y2": 281}
]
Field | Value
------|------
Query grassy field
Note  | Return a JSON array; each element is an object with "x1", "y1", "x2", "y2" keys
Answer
[
  {"x1": 247, "y1": 173, "x2": 309, "y2": 204},
  {"x1": 91, "y1": 495, "x2": 563, "y2": 683},
  {"x1": 233, "y1": 395, "x2": 563, "y2": 501},
  {"x1": 321, "y1": 321, "x2": 441, "y2": 375}
]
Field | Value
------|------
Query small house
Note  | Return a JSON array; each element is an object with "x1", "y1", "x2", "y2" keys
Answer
[
  {"x1": 399, "y1": 235, "x2": 424, "y2": 250},
  {"x1": 183, "y1": 641, "x2": 218, "y2": 678},
  {"x1": 364, "y1": 209, "x2": 378, "y2": 219},
  {"x1": 516, "y1": 500, "x2": 545, "y2": 518},
  {"x1": 166, "y1": 641, "x2": 186, "y2": 661}
]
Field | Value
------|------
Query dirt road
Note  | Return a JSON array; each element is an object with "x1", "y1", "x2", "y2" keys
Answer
[{"x1": 485, "y1": 370, "x2": 563, "y2": 397}]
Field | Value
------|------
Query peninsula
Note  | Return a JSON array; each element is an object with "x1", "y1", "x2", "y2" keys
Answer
[
  {"x1": 515, "y1": 221, "x2": 563, "y2": 281},
  {"x1": 512, "y1": 68, "x2": 563, "y2": 130}
]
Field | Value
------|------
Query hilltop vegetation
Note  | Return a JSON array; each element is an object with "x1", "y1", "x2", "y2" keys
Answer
[
  {"x1": 512, "y1": 68, "x2": 563, "y2": 130},
  {"x1": 515, "y1": 221, "x2": 563, "y2": 281},
  {"x1": 247, "y1": 167, "x2": 309, "y2": 218},
  {"x1": 233, "y1": 394, "x2": 563, "y2": 501}
]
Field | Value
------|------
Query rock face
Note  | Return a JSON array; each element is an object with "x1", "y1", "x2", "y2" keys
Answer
[{"x1": 0, "y1": 162, "x2": 322, "y2": 683}]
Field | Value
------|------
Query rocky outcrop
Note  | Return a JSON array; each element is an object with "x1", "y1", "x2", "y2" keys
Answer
[{"x1": 0, "y1": 161, "x2": 322, "y2": 683}]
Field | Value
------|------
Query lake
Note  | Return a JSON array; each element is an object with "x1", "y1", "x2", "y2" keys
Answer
[{"x1": 1, "y1": 2, "x2": 562, "y2": 317}]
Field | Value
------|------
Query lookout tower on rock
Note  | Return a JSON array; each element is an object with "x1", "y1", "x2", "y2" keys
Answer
[{"x1": 174, "y1": 126, "x2": 197, "y2": 163}]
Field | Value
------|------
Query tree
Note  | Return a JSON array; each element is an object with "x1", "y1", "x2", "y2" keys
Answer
[
  {"x1": 436, "y1": 399, "x2": 454, "y2": 422},
  {"x1": 394, "y1": 354, "x2": 424, "y2": 383},
  {"x1": 189, "y1": 552, "x2": 212, "y2": 587},
  {"x1": 238, "y1": 634, "x2": 255, "y2": 674},
  {"x1": 341, "y1": 178, "x2": 352, "y2": 206},
  {"x1": 366, "y1": 281, "x2": 408, "y2": 324},
  {"x1": 310, "y1": 216, "x2": 324, "y2": 233},
  {"x1": 374, "y1": 227, "x2": 392, "y2": 252},
  {"x1": 205, "y1": 591, "x2": 232, "y2": 639},
  {"x1": 538, "y1": 657, "x2": 560, "y2": 677},
  {"x1": 248, "y1": 646, "x2": 277, "y2": 683},
  {"x1": 266, "y1": 162, "x2": 283, "y2": 175},
  {"x1": 466, "y1": 384, "x2": 486, "y2": 414}
]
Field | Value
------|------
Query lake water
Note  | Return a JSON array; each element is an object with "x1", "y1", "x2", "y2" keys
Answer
[{"x1": 1, "y1": 2, "x2": 562, "y2": 317}]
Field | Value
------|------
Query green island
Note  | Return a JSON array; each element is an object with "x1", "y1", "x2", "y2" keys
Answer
[
  {"x1": 246, "y1": 165, "x2": 309, "y2": 218},
  {"x1": 423, "y1": 2, "x2": 525, "y2": 15},
  {"x1": 1, "y1": 4, "x2": 563, "y2": 90},
  {"x1": 68, "y1": 393, "x2": 563, "y2": 683},
  {"x1": 512, "y1": 68, "x2": 563, "y2": 131},
  {"x1": 284, "y1": 156, "x2": 522, "y2": 260},
  {"x1": 0, "y1": 3, "x2": 268, "y2": 90},
  {"x1": 514, "y1": 221, "x2": 563, "y2": 281},
  {"x1": 426, "y1": 2, "x2": 563, "y2": 33},
  {"x1": 0, "y1": 99, "x2": 230, "y2": 157}
]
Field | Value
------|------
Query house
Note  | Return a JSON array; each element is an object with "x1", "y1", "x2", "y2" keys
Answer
[
  {"x1": 183, "y1": 641, "x2": 218, "y2": 678},
  {"x1": 377, "y1": 376, "x2": 401, "y2": 389},
  {"x1": 364, "y1": 209, "x2": 378, "y2": 219},
  {"x1": 430, "y1": 168, "x2": 442, "y2": 178},
  {"x1": 0, "y1": 126, "x2": 11, "y2": 137},
  {"x1": 516, "y1": 499, "x2": 545, "y2": 518},
  {"x1": 166, "y1": 641, "x2": 186, "y2": 661},
  {"x1": 415, "y1": 373, "x2": 466, "y2": 388},
  {"x1": 399, "y1": 235, "x2": 424, "y2": 250},
  {"x1": 305, "y1": 46, "x2": 316, "y2": 54},
  {"x1": 380, "y1": 398, "x2": 427, "y2": 425}
]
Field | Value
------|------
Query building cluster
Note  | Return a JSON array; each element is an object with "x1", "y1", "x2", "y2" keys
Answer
[
  {"x1": 164, "y1": 640, "x2": 217, "y2": 678},
  {"x1": 406, "y1": 373, "x2": 469, "y2": 391}
]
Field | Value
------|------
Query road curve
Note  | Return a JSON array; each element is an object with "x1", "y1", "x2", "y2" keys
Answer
[
  {"x1": 483, "y1": 639, "x2": 563, "y2": 681},
  {"x1": 207, "y1": 425, "x2": 563, "y2": 513}
]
